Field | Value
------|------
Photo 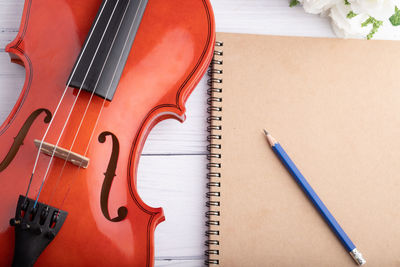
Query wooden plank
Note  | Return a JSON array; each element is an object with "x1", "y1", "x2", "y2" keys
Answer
[
  {"x1": 0, "y1": 0, "x2": 23, "y2": 50},
  {"x1": 155, "y1": 259, "x2": 203, "y2": 267},
  {"x1": 212, "y1": 0, "x2": 334, "y2": 37},
  {"x1": 0, "y1": 53, "x2": 24, "y2": 74},
  {"x1": 0, "y1": 30, "x2": 17, "y2": 52},
  {"x1": 0, "y1": 1, "x2": 23, "y2": 28},
  {"x1": 138, "y1": 155, "x2": 207, "y2": 258},
  {"x1": 0, "y1": 53, "x2": 24, "y2": 121}
]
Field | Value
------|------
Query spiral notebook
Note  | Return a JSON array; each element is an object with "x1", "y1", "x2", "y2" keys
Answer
[{"x1": 205, "y1": 32, "x2": 400, "y2": 266}]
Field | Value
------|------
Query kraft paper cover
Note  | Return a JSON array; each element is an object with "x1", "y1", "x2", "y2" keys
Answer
[{"x1": 207, "y1": 32, "x2": 400, "y2": 266}]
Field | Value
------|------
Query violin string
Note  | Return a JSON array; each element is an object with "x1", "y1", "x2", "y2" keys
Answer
[
  {"x1": 24, "y1": 0, "x2": 110, "y2": 202},
  {"x1": 59, "y1": 0, "x2": 144, "y2": 210},
  {"x1": 32, "y1": 0, "x2": 121, "y2": 208},
  {"x1": 47, "y1": 0, "x2": 131, "y2": 205}
]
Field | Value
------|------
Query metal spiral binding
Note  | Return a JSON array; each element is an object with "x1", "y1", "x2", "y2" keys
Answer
[{"x1": 205, "y1": 41, "x2": 223, "y2": 266}]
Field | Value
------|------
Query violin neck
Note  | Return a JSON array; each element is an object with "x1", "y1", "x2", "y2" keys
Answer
[{"x1": 67, "y1": 0, "x2": 148, "y2": 101}]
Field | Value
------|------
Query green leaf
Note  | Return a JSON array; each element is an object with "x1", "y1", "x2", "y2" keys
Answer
[
  {"x1": 362, "y1": 16, "x2": 383, "y2": 39},
  {"x1": 347, "y1": 11, "x2": 357, "y2": 19},
  {"x1": 389, "y1": 6, "x2": 400, "y2": 26},
  {"x1": 344, "y1": 0, "x2": 350, "y2": 5},
  {"x1": 289, "y1": 0, "x2": 300, "y2": 7},
  {"x1": 361, "y1": 17, "x2": 374, "y2": 27}
]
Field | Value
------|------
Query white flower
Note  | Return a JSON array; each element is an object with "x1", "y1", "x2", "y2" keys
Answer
[
  {"x1": 295, "y1": 0, "x2": 400, "y2": 39},
  {"x1": 329, "y1": 1, "x2": 371, "y2": 38},
  {"x1": 349, "y1": 0, "x2": 400, "y2": 20},
  {"x1": 299, "y1": 0, "x2": 340, "y2": 14}
]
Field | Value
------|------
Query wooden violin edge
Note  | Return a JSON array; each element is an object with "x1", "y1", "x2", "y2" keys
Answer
[
  {"x1": 0, "y1": 0, "x2": 216, "y2": 265},
  {"x1": 125, "y1": 0, "x2": 216, "y2": 217},
  {"x1": 1, "y1": 0, "x2": 33, "y2": 135}
]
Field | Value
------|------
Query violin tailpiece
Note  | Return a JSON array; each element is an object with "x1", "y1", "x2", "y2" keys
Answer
[{"x1": 9, "y1": 195, "x2": 68, "y2": 267}]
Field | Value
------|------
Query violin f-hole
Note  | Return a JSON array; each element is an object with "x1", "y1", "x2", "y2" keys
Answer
[
  {"x1": 0, "y1": 108, "x2": 52, "y2": 172},
  {"x1": 98, "y1": 131, "x2": 128, "y2": 222}
]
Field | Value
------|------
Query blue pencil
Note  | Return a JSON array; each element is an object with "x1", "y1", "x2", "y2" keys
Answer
[{"x1": 263, "y1": 130, "x2": 365, "y2": 265}]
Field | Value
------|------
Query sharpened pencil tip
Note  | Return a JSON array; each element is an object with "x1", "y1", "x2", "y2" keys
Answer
[{"x1": 263, "y1": 130, "x2": 278, "y2": 146}]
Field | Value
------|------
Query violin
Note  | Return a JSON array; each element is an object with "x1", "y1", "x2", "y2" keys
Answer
[{"x1": 0, "y1": 0, "x2": 215, "y2": 266}]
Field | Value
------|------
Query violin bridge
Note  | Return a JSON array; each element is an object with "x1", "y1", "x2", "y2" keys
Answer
[{"x1": 34, "y1": 139, "x2": 89, "y2": 168}]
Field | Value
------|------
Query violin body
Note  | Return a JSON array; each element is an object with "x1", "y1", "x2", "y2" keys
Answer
[{"x1": 0, "y1": 0, "x2": 215, "y2": 266}]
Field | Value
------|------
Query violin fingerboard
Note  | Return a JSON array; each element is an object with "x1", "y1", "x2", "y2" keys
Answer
[{"x1": 68, "y1": 0, "x2": 148, "y2": 101}]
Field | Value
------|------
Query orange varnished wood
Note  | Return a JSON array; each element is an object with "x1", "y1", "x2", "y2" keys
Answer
[{"x1": 0, "y1": 0, "x2": 215, "y2": 266}]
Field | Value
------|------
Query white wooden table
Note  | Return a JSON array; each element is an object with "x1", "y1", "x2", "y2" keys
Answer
[{"x1": 2, "y1": 1, "x2": 397, "y2": 266}]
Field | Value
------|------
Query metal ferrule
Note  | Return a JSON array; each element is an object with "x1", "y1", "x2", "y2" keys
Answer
[{"x1": 350, "y1": 248, "x2": 366, "y2": 265}]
